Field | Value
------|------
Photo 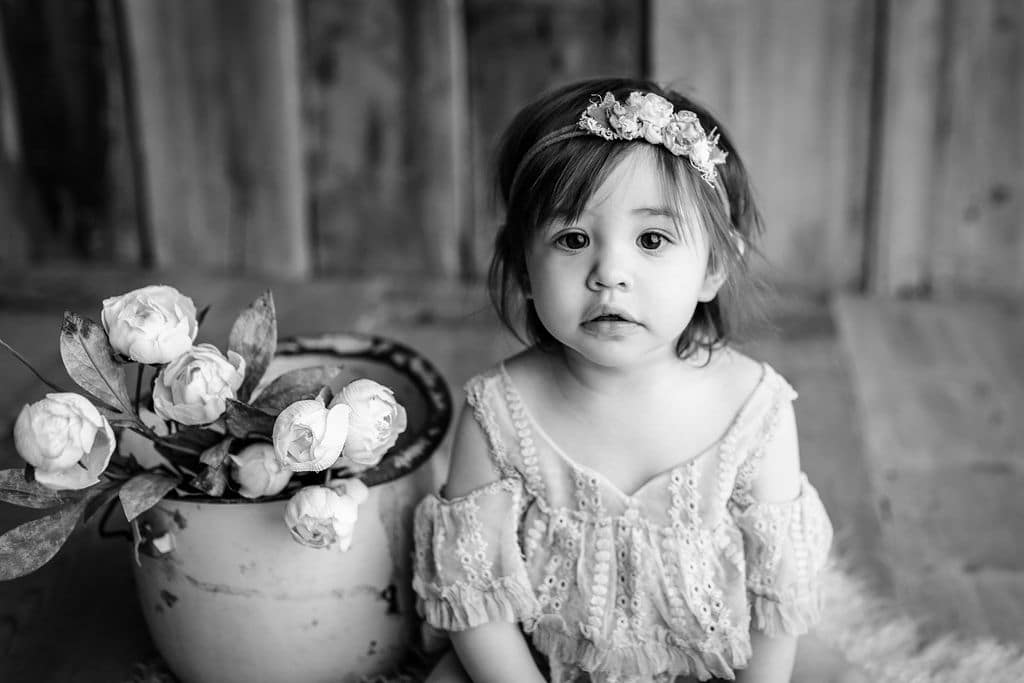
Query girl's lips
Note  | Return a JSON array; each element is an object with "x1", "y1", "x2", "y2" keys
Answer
[
  {"x1": 580, "y1": 317, "x2": 642, "y2": 336},
  {"x1": 582, "y1": 306, "x2": 637, "y2": 325}
]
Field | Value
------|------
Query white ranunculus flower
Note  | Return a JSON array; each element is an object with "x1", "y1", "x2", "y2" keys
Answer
[
  {"x1": 272, "y1": 399, "x2": 350, "y2": 472},
  {"x1": 630, "y1": 92, "x2": 674, "y2": 128},
  {"x1": 101, "y1": 285, "x2": 198, "y2": 364},
  {"x1": 284, "y1": 485, "x2": 360, "y2": 550},
  {"x1": 230, "y1": 442, "x2": 292, "y2": 499},
  {"x1": 152, "y1": 344, "x2": 246, "y2": 425},
  {"x1": 13, "y1": 393, "x2": 115, "y2": 491},
  {"x1": 329, "y1": 379, "x2": 407, "y2": 468}
]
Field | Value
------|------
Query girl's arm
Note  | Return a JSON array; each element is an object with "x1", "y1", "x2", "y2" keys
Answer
[
  {"x1": 739, "y1": 398, "x2": 804, "y2": 683},
  {"x1": 442, "y1": 404, "x2": 546, "y2": 683},
  {"x1": 450, "y1": 622, "x2": 546, "y2": 683},
  {"x1": 734, "y1": 630, "x2": 797, "y2": 683}
]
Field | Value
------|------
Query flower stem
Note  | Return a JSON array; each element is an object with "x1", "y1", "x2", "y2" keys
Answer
[
  {"x1": 0, "y1": 337, "x2": 67, "y2": 392},
  {"x1": 127, "y1": 423, "x2": 196, "y2": 455},
  {"x1": 134, "y1": 365, "x2": 144, "y2": 415}
]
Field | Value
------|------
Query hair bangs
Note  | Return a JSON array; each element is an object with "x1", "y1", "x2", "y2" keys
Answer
[{"x1": 512, "y1": 137, "x2": 629, "y2": 241}]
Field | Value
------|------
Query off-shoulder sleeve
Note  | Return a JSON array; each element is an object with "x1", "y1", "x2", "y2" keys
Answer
[
  {"x1": 730, "y1": 474, "x2": 833, "y2": 636},
  {"x1": 412, "y1": 478, "x2": 540, "y2": 631}
]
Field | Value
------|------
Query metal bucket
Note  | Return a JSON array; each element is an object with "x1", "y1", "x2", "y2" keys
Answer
[{"x1": 131, "y1": 334, "x2": 451, "y2": 683}]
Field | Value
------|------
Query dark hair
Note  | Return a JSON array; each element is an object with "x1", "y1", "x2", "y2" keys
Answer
[{"x1": 488, "y1": 77, "x2": 766, "y2": 360}]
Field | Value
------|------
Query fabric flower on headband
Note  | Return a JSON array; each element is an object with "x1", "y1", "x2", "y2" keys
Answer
[{"x1": 578, "y1": 91, "x2": 727, "y2": 187}]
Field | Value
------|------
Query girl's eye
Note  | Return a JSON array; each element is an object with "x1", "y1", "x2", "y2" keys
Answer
[
  {"x1": 638, "y1": 232, "x2": 669, "y2": 251},
  {"x1": 555, "y1": 231, "x2": 589, "y2": 250}
]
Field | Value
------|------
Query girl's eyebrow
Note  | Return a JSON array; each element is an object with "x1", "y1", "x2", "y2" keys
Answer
[{"x1": 632, "y1": 206, "x2": 678, "y2": 218}]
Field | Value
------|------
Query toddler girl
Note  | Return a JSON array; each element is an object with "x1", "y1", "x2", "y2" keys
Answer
[{"x1": 413, "y1": 77, "x2": 833, "y2": 682}]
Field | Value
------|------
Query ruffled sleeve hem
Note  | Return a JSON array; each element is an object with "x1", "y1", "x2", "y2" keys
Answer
[
  {"x1": 412, "y1": 477, "x2": 540, "y2": 632},
  {"x1": 749, "y1": 587, "x2": 824, "y2": 636},
  {"x1": 415, "y1": 576, "x2": 540, "y2": 631}
]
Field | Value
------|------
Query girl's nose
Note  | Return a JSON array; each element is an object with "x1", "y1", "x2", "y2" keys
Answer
[{"x1": 586, "y1": 251, "x2": 633, "y2": 291}]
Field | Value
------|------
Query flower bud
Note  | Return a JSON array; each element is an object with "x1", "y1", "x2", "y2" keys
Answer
[
  {"x1": 152, "y1": 344, "x2": 246, "y2": 425},
  {"x1": 101, "y1": 285, "x2": 198, "y2": 364},
  {"x1": 229, "y1": 442, "x2": 292, "y2": 499},
  {"x1": 13, "y1": 393, "x2": 115, "y2": 490},
  {"x1": 326, "y1": 476, "x2": 369, "y2": 505},
  {"x1": 284, "y1": 486, "x2": 359, "y2": 550},
  {"x1": 330, "y1": 379, "x2": 406, "y2": 467},
  {"x1": 272, "y1": 399, "x2": 350, "y2": 472}
]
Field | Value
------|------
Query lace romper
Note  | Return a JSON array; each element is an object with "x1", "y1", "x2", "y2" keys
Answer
[{"x1": 413, "y1": 363, "x2": 833, "y2": 682}]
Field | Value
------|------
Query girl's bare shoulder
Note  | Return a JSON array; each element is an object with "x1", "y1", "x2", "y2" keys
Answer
[{"x1": 709, "y1": 346, "x2": 766, "y2": 401}]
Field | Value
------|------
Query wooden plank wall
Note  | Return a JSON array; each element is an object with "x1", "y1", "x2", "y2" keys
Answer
[
  {"x1": 0, "y1": 0, "x2": 113, "y2": 264},
  {"x1": 301, "y1": 0, "x2": 466, "y2": 277},
  {"x1": 0, "y1": 6, "x2": 29, "y2": 269},
  {"x1": 651, "y1": 0, "x2": 876, "y2": 291},
  {"x1": 874, "y1": 0, "x2": 1024, "y2": 297},
  {"x1": 3, "y1": 0, "x2": 1023, "y2": 297},
  {"x1": 122, "y1": 0, "x2": 309, "y2": 279}
]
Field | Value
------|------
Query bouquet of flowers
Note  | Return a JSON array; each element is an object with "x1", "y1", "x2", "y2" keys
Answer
[{"x1": 0, "y1": 285, "x2": 407, "y2": 580}]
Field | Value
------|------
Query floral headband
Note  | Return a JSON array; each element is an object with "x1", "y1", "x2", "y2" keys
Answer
[{"x1": 511, "y1": 91, "x2": 730, "y2": 207}]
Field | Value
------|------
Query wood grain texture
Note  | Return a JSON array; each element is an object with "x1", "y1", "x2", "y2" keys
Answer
[
  {"x1": 0, "y1": 7, "x2": 17, "y2": 167},
  {"x1": 0, "y1": 8, "x2": 33, "y2": 269},
  {"x1": 302, "y1": 0, "x2": 466, "y2": 277},
  {"x1": 651, "y1": 0, "x2": 875, "y2": 292},
  {"x1": 464, "y1": 0, "x2": 643, "y2": 277},
  {"x1": 0, "y1": 0, "x2": 114, "y2": 263},
  {"x1": 124, "y1": 0, "x2": 309, "y2": 278},
  {"x1": 835, "y1": 294, "x2": 1024, "y2": 641},
  {"x1": 876, "y1": 0, "x2": 1024, "y2": 297}
]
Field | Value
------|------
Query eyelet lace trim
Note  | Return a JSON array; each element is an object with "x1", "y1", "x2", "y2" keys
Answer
[
  {"x1": 464, "y1": 374, "x2": 518, "y2": 480},
  {"x1": 500, "y1": 373, "x2": 548, "y2": 502}
]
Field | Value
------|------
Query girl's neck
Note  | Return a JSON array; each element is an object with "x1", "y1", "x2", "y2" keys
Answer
[{"x1": 545, "y1": 344, "x2": 716, "y2": 403}]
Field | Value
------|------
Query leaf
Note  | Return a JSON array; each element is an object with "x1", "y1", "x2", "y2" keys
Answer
[
  {"x1": 59, "y1": 311, "x2": 132, "y2": 413},
  {"x1": 118, "y1": 472, "x2": 179, "y2": 522},
  {"x1": 157, "y1": 427, "x2": 225, "y2": 455},
  {"x1": 196, "y1": 304, "x2": 211, "y2": 330},
  {"x1": 0, "y1": 495, "x2": 92, "y2": 580},
  {"x1": 84, "y1": 484, "x2": 121, "y2": 524},
  {"x1": 190, "y1": 464, "x2": 228, "y2": 497},
  {"x1": 150, "y1": 427, "x2": 224, "y2": 473},
  {"x1": 225, "y1": 399, "x2": 276, "y2": 439},
  {"x1": 187, "y1": 437, "x2": 233, "y2": 496},
  {"x1": 228, "y1": 291, "x2": 277, "y2": 403},
  {"x1": 199, "y1": 437, "x2": 233, "y2": 467},
  {"x1": 96, "y1": 406, "x2": 141, "y2": 429},
  {"x1": 251, "y1": 365, "x2": 343, "y2": 412},
  {"x1": 0, "y1": 469, "x2": 72, "y2": 509}
]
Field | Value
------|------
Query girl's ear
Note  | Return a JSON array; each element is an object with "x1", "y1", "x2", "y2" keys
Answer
[
  {"x1": 697, "y1": 269, "x2": 727, "y2": 302},
  {"x1": 697, "y1": 233, "x2": 743, "y2": 302}
]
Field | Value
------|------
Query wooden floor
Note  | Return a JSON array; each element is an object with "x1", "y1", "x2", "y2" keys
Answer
[
  {"x1": 0, "y1": 265, "x2": 1020, "y2": 681},
  {"x1": 834, "y1": 295, "x2": 1024, "y2": 642}
]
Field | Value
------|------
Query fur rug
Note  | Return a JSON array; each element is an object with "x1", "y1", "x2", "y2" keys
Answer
[
  {"x1": 813, "y1": 564, "x2": 1024, "y2": 683},
  {"x1": 126, "y1": 564, "x2": 1024, "y2": 683}
]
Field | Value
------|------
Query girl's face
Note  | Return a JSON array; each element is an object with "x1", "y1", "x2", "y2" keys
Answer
[{"x1": 525, "y1": 147, "x2": 723, "y2": 370}]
